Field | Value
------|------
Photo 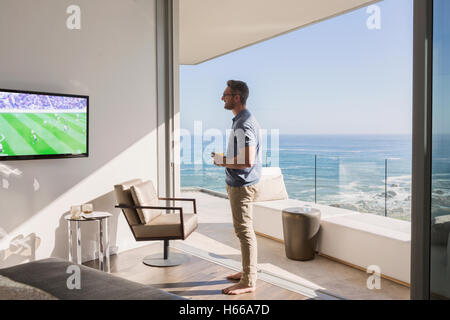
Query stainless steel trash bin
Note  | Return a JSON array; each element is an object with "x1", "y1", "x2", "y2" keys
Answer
[{"x1": 282, "y1": 207, "x2": 321, "y2": 261}]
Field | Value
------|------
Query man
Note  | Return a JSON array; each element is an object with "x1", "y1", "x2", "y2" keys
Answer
[{"x1": 212, "y1": 80, "x2": 262, "y2": 295}]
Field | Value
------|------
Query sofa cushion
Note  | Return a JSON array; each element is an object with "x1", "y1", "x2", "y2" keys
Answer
[
  {"x1": 0, "y1": 258, "x2": 184, "y2": 300},
  {"x1": 0, "y1": 275, "x2": 58, "y2": 300},
  {"x1": 130, "y1": 180, "x2": 162, "y2": 224},
  {"x1": 132, "y1": 214, "x2": 198, "y2": 239}
]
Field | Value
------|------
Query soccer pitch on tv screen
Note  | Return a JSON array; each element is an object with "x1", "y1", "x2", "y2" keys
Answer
[{"x1": 0, "y1": 90, "x2": 88, "y2": 160}]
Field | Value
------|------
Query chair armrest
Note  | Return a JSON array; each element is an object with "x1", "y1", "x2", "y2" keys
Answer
[
  {"x1": 115, "y1": 204, "x2": 185, "y2": 235},
  {"x1": 159, "y1": 197, "x2": 197, "y2": 214},
  {"x1": 115, "y1": 204, "x2": 182, "y2": 211}
]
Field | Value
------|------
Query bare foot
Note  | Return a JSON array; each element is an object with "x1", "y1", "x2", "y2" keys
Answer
[
  {"x1": 222, "y1": 283, "x2": 256, "y2": 295},
  {"x1": 226, "y1": 272, "x2": 242, "y2": 281}
]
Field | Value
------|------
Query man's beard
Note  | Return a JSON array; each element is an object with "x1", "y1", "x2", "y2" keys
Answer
[{"x1": 224, "y1": 102, "x2": 235, "y2": 110}]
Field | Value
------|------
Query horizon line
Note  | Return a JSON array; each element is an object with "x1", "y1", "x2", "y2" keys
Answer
[{"x1": 184, "y1": 132, "x2": 413, "y2": 136}]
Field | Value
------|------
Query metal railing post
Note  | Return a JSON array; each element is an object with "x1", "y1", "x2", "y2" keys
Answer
[
  {"x1": 315, "y1": 154, "x2": 317, "y2": 204},
  {"x1": 385, "y1": 159, "x2": 388, "y2": 217}
]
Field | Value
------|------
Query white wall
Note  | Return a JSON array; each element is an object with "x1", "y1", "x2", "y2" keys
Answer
[{"x1": 0, "y1": 0, "x2": 159, "y2": 268}]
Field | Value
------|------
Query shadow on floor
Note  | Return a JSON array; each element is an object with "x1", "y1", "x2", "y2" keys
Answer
[
  {"x1": 168, "y1": 289, "x2": 224, "y2": 296},
  {"x1": 151, "y1": 279, "x2": 230, "y2": 288}
]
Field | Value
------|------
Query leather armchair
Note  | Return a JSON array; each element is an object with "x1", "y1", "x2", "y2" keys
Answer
[{"x1": 114, "y1": 179, "x2": 198, "y2": 267}]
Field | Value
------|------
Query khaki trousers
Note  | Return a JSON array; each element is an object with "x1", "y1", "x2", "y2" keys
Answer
[{"x1": 226, "y1": 183, "x2": 259, "y2": 287}]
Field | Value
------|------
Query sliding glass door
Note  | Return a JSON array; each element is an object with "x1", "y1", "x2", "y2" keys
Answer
[{"x1": 430, "y1": 0, "x2": 450, "y2": 300}]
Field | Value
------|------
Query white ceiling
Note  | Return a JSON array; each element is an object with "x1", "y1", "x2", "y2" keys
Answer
[{"x1": 179, "y1": 0, "x2": 380, "y2": 65}]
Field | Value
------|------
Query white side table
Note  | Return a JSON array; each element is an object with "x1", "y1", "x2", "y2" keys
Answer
[{"x1": 65, "y1": 211, "x2": 112, "y2": 272}]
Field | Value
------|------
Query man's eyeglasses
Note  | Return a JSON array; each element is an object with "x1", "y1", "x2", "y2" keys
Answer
[{"x1": 222, "y1": 93, "x2": 239, "y2": 98}]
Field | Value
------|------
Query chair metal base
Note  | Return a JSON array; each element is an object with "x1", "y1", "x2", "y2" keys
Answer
[{"x1": 143, "y1": 252, "x2": 190, "y2": 267}]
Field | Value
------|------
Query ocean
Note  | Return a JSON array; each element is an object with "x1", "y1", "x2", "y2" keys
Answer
[{"x1": 180, "y1": 134, "x2": 412, "y2": 221}]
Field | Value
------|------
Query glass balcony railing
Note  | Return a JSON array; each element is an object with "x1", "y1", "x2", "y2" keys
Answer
[
  {"x1": 181, "y1": 154, "x2": 412, "y2": 221},
  {"x1": 273, "y1": 153, "x2": 411, "y2": 221}
]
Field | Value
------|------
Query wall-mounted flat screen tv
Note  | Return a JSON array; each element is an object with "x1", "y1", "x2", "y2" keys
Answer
[{"x1": 0, "y1": 89, "x2": 88, "y2": 161}]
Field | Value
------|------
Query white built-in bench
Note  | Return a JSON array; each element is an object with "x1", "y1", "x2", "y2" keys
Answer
[{"x1": 252, "y1": 168, "x2": 411, "y2": 285}]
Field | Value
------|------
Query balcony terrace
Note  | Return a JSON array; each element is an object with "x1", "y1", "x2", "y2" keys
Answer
[{"x1": 163, "y1": 188, "x2": 410, "y2": 300}]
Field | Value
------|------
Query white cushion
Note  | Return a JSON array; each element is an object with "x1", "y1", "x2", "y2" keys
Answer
[
  {"x1": 260, "y1": 167, "x2": 283, "y2": 178},
  {"x1": 253, "y1": 167, "x2": 288, "y2": 202}
]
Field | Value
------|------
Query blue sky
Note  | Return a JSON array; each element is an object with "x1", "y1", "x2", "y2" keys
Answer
[
  {"x1": 433, "y1": 0, "x2": 450, "y2": 136},
  {"x1": 180, "y1": 0, "x2": 413, "y2": 135}
]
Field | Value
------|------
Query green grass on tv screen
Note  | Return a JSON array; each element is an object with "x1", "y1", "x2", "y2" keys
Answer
[{"x1": 0, "y1": 112, "x2": 87, "y2": 157}]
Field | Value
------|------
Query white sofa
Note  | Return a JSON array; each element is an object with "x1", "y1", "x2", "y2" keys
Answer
[{"x1": 252, "y1": 167, "x2": 411, "y2": 284}]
